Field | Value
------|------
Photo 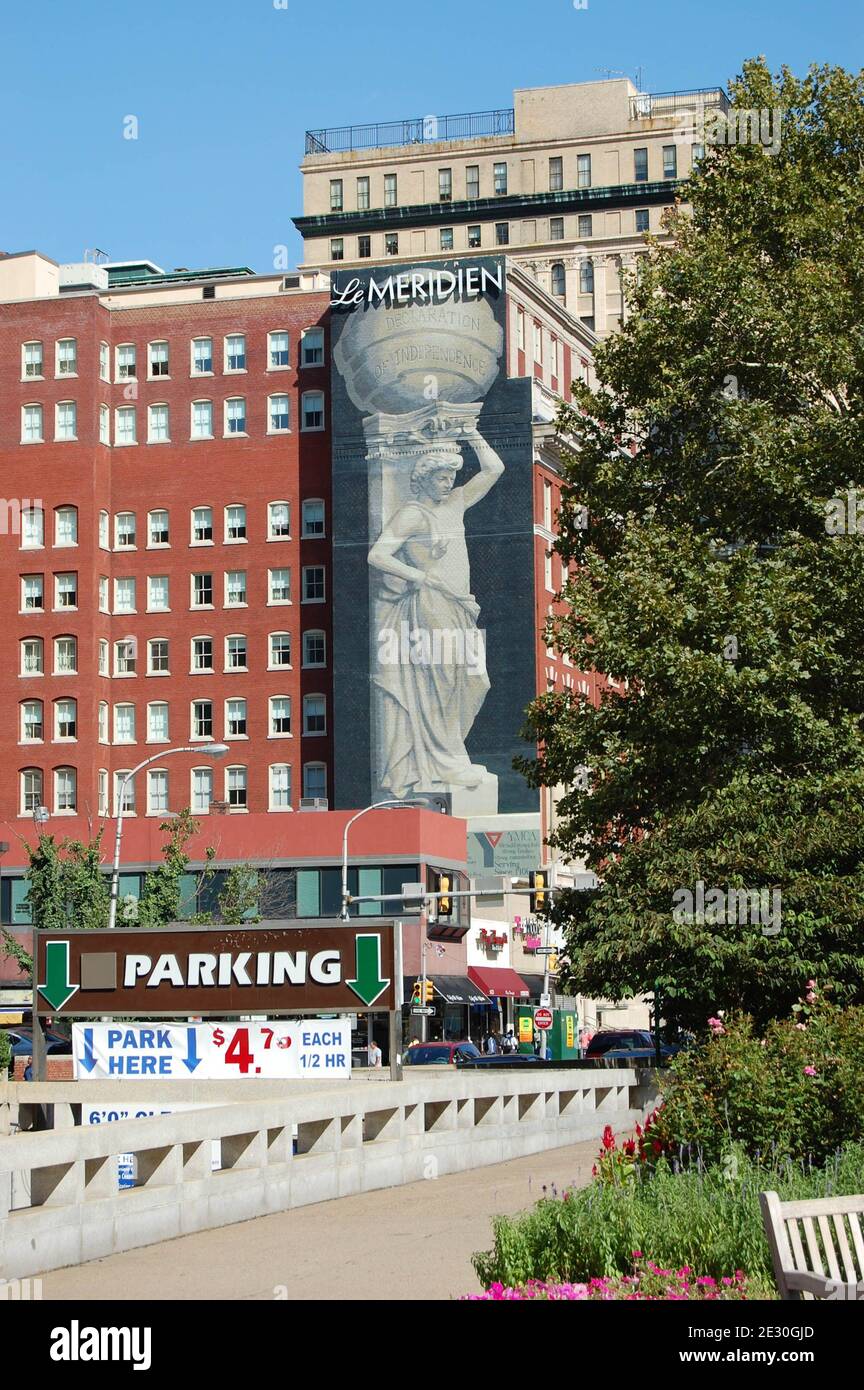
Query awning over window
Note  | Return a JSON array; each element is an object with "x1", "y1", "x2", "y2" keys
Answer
[
  {"x1": 518, "y1": 975, "x2": 547, "y2": 1001},
  {"x1": 402, "y1": 975, "x2": 488, "y2": 1005},
  {"x1": 468, "y1": 965, "x2": 531, "y2": 999}
]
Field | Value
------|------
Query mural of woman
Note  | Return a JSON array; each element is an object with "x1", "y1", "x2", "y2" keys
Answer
[{"x1": 368, "y1": 422, "x2": 504, "y2": 801}]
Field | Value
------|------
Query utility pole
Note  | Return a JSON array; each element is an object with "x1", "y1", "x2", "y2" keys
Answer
[{"x1": 539, "y1": 861, "x2": 555, "y2": 1060}]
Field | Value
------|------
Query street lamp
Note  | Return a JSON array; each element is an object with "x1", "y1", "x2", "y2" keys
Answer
[
  {"x1": 339, "y1": 796, "x2": 441, "y2": 920},
  {"x1": 107, "y1": 744, "x2": 229, "y2": 930}
]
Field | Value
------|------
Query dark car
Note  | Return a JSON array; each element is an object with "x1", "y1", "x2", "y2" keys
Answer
[
  {"x1": 585, "y1": 1030, "x2": 679, "y2": 1062},
  {"x1": 456, "y1": 1051, "x2": 556, "y2": 1067},
  {"x1": 403, "y1": 1040, "x2": 482, "y2": 1066},
  {"x1": 2, "y1": 1027, "x2": 72, "y2": 1057}
]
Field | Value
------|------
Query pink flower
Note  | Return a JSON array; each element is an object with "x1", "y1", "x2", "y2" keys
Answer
[
  {"x1": 805, "y1": 992, "x2": 816, "y2": 1004},
  {"x1": 806, "y1": 979, "x2": 817, "y2": 990},
  {"x1": 707, "y1": 1017, "x2": 725, "y2": 1034},
  {"x1": 803, "y1": 1066, "x2": 817, "y2": 1077},
  {"x1": 795, "y1": 1023, "x2": 806, "y2": 1030}
]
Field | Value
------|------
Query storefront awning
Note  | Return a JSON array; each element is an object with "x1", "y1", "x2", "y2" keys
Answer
[
  {"x1": 402, "y1": 975, "x2": 488, "y2": 1005},
  {"x1": 518, "y1": 975, "x2": 547, "y2": 1001},
  {"x1": 468, "y1": 965, "x2": 532, "y2": 999}
]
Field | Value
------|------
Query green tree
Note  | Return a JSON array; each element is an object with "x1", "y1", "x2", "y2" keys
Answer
[
  {"x1": 521, "y1": 59, "x2": 864, "y2": 1029},
  {"x1": 137, "y1": 810, "x2": 209, "y2": 927},
  {"x1": 217, "y1": 865, "x2": 262, "y2": 925}
]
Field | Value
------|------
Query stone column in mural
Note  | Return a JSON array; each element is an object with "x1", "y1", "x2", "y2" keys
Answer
[{"x1": 333, "y1": 288, "x2": 505, "y2": 815}]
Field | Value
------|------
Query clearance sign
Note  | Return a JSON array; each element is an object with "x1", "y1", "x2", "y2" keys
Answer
[{"x1": 35, "y1": 920, "x2": 399, "y2": 1016}]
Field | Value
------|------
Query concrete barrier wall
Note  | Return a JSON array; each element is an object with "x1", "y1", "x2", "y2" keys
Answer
[{"x1": 0, "y1": 1068, "x2": 655, "y2": 1279}]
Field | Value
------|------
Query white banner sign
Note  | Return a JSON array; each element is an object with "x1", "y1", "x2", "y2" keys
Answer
[
  {"x1": 83, "y1": 1103, "x2": 222, "y2": 1187},
  {"x1": 72, "y1": 1021, "x2": 351, "y2": 1080}
]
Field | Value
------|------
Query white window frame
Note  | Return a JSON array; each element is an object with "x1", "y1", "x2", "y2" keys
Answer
[
  {"x1": 225, "y1": 697, "x2": 248, "y2": 740},
  {"x1": 268, "y1": 393, "x2": 290, "y2": 434},
  {"x1": 113, "y1": 702, "x2": 136, "y2": 745},
  {"x1": 191, "y1": 337, "x2": 214, "y2": 376},
  {"x1": 268, "y1": 501, "x2": 290, "y2": 540},
  {"x1": 300, "y1": 328, "x2": 325, "y2": 368},
  {"x1": 224, "y1": 570, "x2": 247, "y2": 608},
  {"x1": 115, "y1": 343, "x2": 137, "y2": 382},
  {"x1": 224, "y1": 397, "x2": 247, "y2": 437},
  {"x1": 148, "y1": 340, "x2": 170, "y2": 379},
  {"x1": 191, "y1": 399, "x2": 214, "y2": 440},
  {"x1": 147, "y1": 639, "x2": 170, "y2": 676},
  {"x1": 224, "y1": 504, "x2": 247, "y2": 544},
  {"x1": 268, "y1": 330, "x2": 290, "y2": 370},
  {"x1": 54, "y1": 766, "x2": 77, "y2": 815},
  {"x1": 269, "y1": 763, "x2": 292, "y2": 812},
  {"x1": 225, "y1": 765, "x2": 248, "y2": 812},
  {"x1": 268, "y1": 632, "x2": 292, "y2": 670},
  {"x1": 54, "y1": 400, "x2": 77, "y2": 442},
  {"x1": 191, "y1": 635, "x2": 215, "y2": 674},
  {"x1": 224, "y1": 634, "x2": 248, "y2": 672},
  {"x1": 302, "y1": 693, "x2": 327, "y2": 737},
  {"x1": 21, "y1": 403, "x2": 44, "y2": 444},
  {"x1": 148, "y1": 402, "x2": 170, "y2": 444},
  {"x1": 114, "y1": 405, "x2": 137, "y2": 446},
  {"x1": 148, "y1": 509, "x2": 170, "y2": 547},
  {"x1": 268, "y1": 695, "x2": 292, "y2": 738},
  {"x1": 22, "y1": 341, "x2": 44, "y2": 380},
  {"x1": 147, "y1": 702, "x2": 170, "y2": 744},
  {"x1": 268, "y1": 567, "x2": 292, "y2": 605},
  {"x1": 147, "y1": 767, "x2": 170, "y2": 815},
  {"x1": 191, "y1": 506, "x2": 214, "y2": 546},
  {"x1": 55, "y1": 338, "x2": 78, "y2": 378},
  {"x1": 224, "y1": 334, "x2": 247, "y2": 374}
]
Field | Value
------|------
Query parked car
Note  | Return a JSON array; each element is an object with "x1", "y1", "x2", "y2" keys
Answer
[
  {"x1": 584, "y1": 1029, "x2": 680, "y2": 1062},
  {"x1": 456, "y1": 1052, "x2": 556, "y2": 1067},
  {"x1": 403, "y1": 1040, "x2": 482, "y2": 1066},
  {"x1": 1, "y1": 1027, "x2": 72, "y2": 1057}
]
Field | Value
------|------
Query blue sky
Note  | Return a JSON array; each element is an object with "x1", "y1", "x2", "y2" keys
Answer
[{"x1": 2, "y1": 0, "x2": 861, "y2": 273}]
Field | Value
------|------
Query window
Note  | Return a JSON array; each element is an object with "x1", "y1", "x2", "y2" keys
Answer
[
  {"x1": 225, "y1": 570, "x2": 247, "y2": 606},
  {"x1": 54, "y1": 768, "x2": 77, "y2": 814},
  {"x1": 225, "y1": 335, "x2": 246, "y2": 372},
  {"x1": 439, "y1": 227, "x2": 454, "y2": 251},
  {"x1": 495, "y1": 223, "x2": 509, "y2": 246},
  {"x1": 226, "y1": 699, "x2": 247, "y2": 737},
  {"x1": 330, "y1": 238, "x2": 344, "y2": 261},
  {"x1": 99, "y1": 576, "x2": 109, "y2": 614},
  {"x1": 225, "y1": 635, "x2": 247, "y2": 670},
  {"x1": 532, "y1": 322, "x2": 542, "y2": 365},
  {"x1": 115, "y1": 640, "x2": 137, "y2": 675},
  {"x1": 98, "y1": 640, "x2": 109, "y2": 676},
  {"x1": 269, "y1": 632, "x2": 291, "y2": 668},
  {"x1": 270, "y1": 763, "x2": 292, "y2": 810},
  {"x1": 330, "y1": 178, "x2": 343, "y2": 211},
  {"x1": 148, "y1": 403, "x2": 170, "y2": 442},
  {"x1": 466, "y1": 164, "x2": 479, "y2": 199},
  {"x1": 56, "y1": 338, "x2": 77, "y2": 376},
  {"x1": 303, "y1": 763, "x2": 327, "y2": 800},
  {"x1": 301, "y1": 391, "x2": 324, "y2": 431},
  {"x1": 192, "y1": 506, "x2": 213, "y2": 543},
  {"x1": 147, "y1": 769, "x2": 169, "y2": 815},
  {"x1": 225, "y1": 398, "x2": 247, "y2": 435},
  {"x1": 192, "y1": 700, "x2": 213, "y2": 739},
  {"x1": 148, "y1": 639, "x2": 170, "y2": 674},
  {"x1": 148, "y1": 341, "x2": 169, "y2": 377},
  {"x1": 356, "y1": 175, "x2": 370, "y2": 210},
  {"x1": 21, "y1": 575, "x2": 43, "y2": 611},
  {"x1": 99, "y1": 342, "x2": 109, "y2": 381},
  {"x1": 577, "y1": 153, "x2": 591, "y2": 188},
  {"x1": 54, "y1": 572, "x2": 77, "y2": 609},
  {"x1": 192, "y1": 636, "x2": 213, "y2": 672},
  {"x1": 98, "y1": 769, "x2": 108, "y2": 816},
  {"x1": 225, "y1": 504, "x2": 246, "y2": 542},
  {"x1": 148, "y1": 509, "x2": 170, "y2": 546},
  {"x1": 494, "y1": 162, "x2": 508, "y2": 195},
  {"x1": 385, "y1": 233, "x2": 398, "y2": 257},
  {"x1": 358, "y1": 235, "x2": 371, "y2": 259},
  {"x1": 635, "y1": 208, "x2": 650, "y2": 233},
  {"x1": 384, "y1": 173, "x2": 397, "y2": 207},
  {"x1": 467, "y1": 225, "x2": 481, "y2": 248},
  {"x1": 580, "y1": 259, "x2": 595, "y2": 295},
  {"x1": 21, "y1": 700, "x2": 43, "y2": 741},
  {"x1": 227, "y1": 766, "x2": 247, "y2": 810},
  {"x1": 301, "y1": 328, "x2": 324, "y2": 366},
  {"x1": 663, "y1": 145, "x2": 678, "y2": 179},
  {"x1": 115, "y1": 511, "x2": 136, "y2": 548},
  {"x1": 22, "y1": 404, "x2": 43, "y2": 443},
  {"x1": 114, "y1": 703, "x2": 136, "y2": 743},
  {"x1": 268, "y1": 394, "x2": 290, "y2": 432},
  {"x1": 192, "y1": 573, "x2": 213, "y2": 607},
  {"x1": 268, "y1": 502, "x2": 290, "y2": 538},
  {"x1": 114, "y1": 773, "x2": 135, "y2": 816},
  {"x1": 55, "y1": 698, "x2": 77, "y2": 740},
  {"x1": 22, "y1": 506, "x2": 44, "y2": 548},
  {"x1": 269, "y1": 568, "x2": 291, "y2": 603},
  {"x1": 21, "y1": 768, "x2": 43, "y2": 813},
  {"x1": 114, "y1": 577, "x2": 136, "y2": 613},
  {"x1": 692, "y1": 142, "x2": 706, "y2": 167},
  {"x1": 115, "y1": 406, "x2": 136, "y2": 445},
  {"x1": 301, "y1": 499, "x2": 325, "y2": 537},
  {"x1": 55, "y1": 401, "x2": 77, "y2": 441},
  {"x1": 21, "y1": 638, "x2": 43, "y2": 675},
  {"x1": 549, "y1": 156, "x2": 563, "y2": 191},
  {"x1": 192, "y1": 400, "x2": 214, "y2": 439},
  {"x1": 634, "y1": 147, "x2": 648, "y2": 182},
  {"x1": 54, "y1": 637, "x2": 77, "y2": 674},
  {"x1": 22, "y1": 341, "x2": 43, "y2": 378},
  {"x1": 192, "y1": 767, "x2": 213, "y2": 813},
  {"x1": 116, "y1": 344, "x2": 136, "y2": 380},
  {"x1": 303, "y1": 694, "x2": 326, "y2": 736},
  {"x1": 147, "y1": 702, "x2": 169, "y2": 742},
  {"x1": 270, "y1": 696, "x2": 292, "y2": 735},
  {"x1": 578, "y1": 213, "x2": 593, "y2": 237},
  {"x1": 98, "y1": 702, "x2": 109, "y2": 743},
  {"x1": 302, "y1": 565, "x2": 326, "y2": 602},
  {"x1": 551, "y1": 263, "x2": 566, "y2": 298},
  {"x1": 438, "y1": 167, "x2": 452, "y2": 202},
  {"x1": 550, "y1": 217, "x2": 564, "y2": 241},
  {"x1": 543, "y1": 478, "x2": 553, "y2": 531},
  {"x1": 192, "y1": 338, "x2": 213, "y2": 375},
  {"x1": 99, "y1": 404, "x2": 110, "y2": 444},
  {"x1": 268, "y1": 331, "x2": 290, "y2": 368},
  {"x1": 302, "y1": 630, "x2": 326, "y2": 668},
  {"x1": 147, "y1": 575, "x2": 169, "y2": 611},
  {"x1": 99, "y1": 511, "x2": 110, "y2": 549}
]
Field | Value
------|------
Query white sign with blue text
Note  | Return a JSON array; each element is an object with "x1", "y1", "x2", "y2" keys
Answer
[{"x1": 72, "y1": 1021, "x2": 351, "y2": 1080}]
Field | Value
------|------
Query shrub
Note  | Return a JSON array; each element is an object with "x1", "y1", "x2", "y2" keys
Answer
[{"x1": 0, "y1": 1028, "x2": 10, "y2": 1076}]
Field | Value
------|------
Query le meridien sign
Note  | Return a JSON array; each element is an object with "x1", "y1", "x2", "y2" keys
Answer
[
  {"x1": 35, "y1": 920, "x2": 399, "y2": 1017},
  {"x1": 330, "y1": 262, "x2": 503, "y2": 309}
]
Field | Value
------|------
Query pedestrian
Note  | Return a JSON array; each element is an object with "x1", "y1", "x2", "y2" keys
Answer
[
  {"x1": 484, "y1": 1031, "x2": 498, "y2": 1056},
  {"x1": 502, "y1": 1028, "x2": 517, "y2": 1054},
  {"x1": 368, "y1": 1039, "x2": 382, "y2": 1069}
]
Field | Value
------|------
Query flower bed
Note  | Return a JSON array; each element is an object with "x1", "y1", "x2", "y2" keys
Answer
[{"x1": 464, "y1": 1261, "x2": 750, "y2": 1300}]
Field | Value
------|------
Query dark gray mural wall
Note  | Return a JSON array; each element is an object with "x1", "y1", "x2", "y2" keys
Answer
[{"x1": 330, "y1": 257, "x2": 536, "y2": 815}]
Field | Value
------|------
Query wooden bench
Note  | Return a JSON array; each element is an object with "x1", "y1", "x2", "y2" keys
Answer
[{"x1": 760, "y1": 1190, "x2": 864, "y2": 1299}]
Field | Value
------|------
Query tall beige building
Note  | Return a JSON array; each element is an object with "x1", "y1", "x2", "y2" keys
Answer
[{"x1": 294, "y1": 78, "x2": 728, "y2": 336}]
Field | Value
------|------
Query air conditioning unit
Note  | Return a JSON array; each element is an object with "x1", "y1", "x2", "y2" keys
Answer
[{"x1": 299, "y1": 797, "x2": 328, "y2": 811}]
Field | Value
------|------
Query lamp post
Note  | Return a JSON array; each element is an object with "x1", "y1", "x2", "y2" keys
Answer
[
  {"x1": 107, "y1": 744, "x2": 229, "y2": 930},
  {"x1": 339, "y1": 796, "x2": 439, "y2": 921}
]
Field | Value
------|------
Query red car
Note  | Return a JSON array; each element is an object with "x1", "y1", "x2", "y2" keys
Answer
[{"x1": 403, "y1": 1040, "x2": 482, "y2": 1065}]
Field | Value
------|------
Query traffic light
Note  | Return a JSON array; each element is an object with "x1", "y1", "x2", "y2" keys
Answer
[
  {"x1": 433, "y1": 871, "x2": 453, "y2": 919},
  {"x1": 411, "y1": 979, "x2": 422, "y2": 1005},
  {"x1": 424, "y1": 979, "x2": 434, "y2": 1004},
  {"x1": 529, "y1": 869, "x2": 549, "y2": 913}
]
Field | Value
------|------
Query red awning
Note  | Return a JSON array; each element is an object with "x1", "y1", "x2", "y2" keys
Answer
[{"x1": 468, "y1": 965, "x2": 531, "y2": 999}]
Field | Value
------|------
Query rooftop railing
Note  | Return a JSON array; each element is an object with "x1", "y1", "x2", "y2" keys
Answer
[
  {"x1": 629, "y1": 88, "x2": 729, "y2": 120},
  {"x1": 305, "y1": 108, "x2": 516, "y2": 155}
]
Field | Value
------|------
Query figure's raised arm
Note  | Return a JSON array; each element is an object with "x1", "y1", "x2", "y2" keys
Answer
[
  {"x1": 368, "y1": 505, "x2": 427, "y2": 584},
  {"x1": 459, "y1": 425, "x2": 505, "y2": 508}
]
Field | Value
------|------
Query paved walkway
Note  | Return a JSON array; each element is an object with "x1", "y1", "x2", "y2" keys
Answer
[{"x1": 39, "y1": 1139, "x2": 599, "y2": 1301}]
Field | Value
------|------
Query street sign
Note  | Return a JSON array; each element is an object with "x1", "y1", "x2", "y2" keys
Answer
[
  {"x1": 72, "y1": 1021, "x2": 351, "y2": 1079},
  {"x1": 534, "y1": 1007, "x2": 553, "y2": 1030},
  {"x1": 411, "y1": 1006, "x2": 434, "y2": 1016},
  {"x1": 533, "y1": 947, "x2": 557, "y2": 955},
  {"x1": 539, "y1": 993, "x2": 551, "y2": 1009},
  {"x1": 35, "y1": 920, "x2": 398, "y2": 1016}
]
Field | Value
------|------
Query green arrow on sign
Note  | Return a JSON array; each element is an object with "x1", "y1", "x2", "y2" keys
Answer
[
  {"x1": 346, "y1": 933, "x2": 390, "y2": 1007},
  {"x1": 38, "y1": 940, "x2": 79, "y2": 1011}
]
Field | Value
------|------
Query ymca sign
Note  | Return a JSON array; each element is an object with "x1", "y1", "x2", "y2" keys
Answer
[{"x1": 35, "y1": 920, "x2": 399, "y2": 1016}]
